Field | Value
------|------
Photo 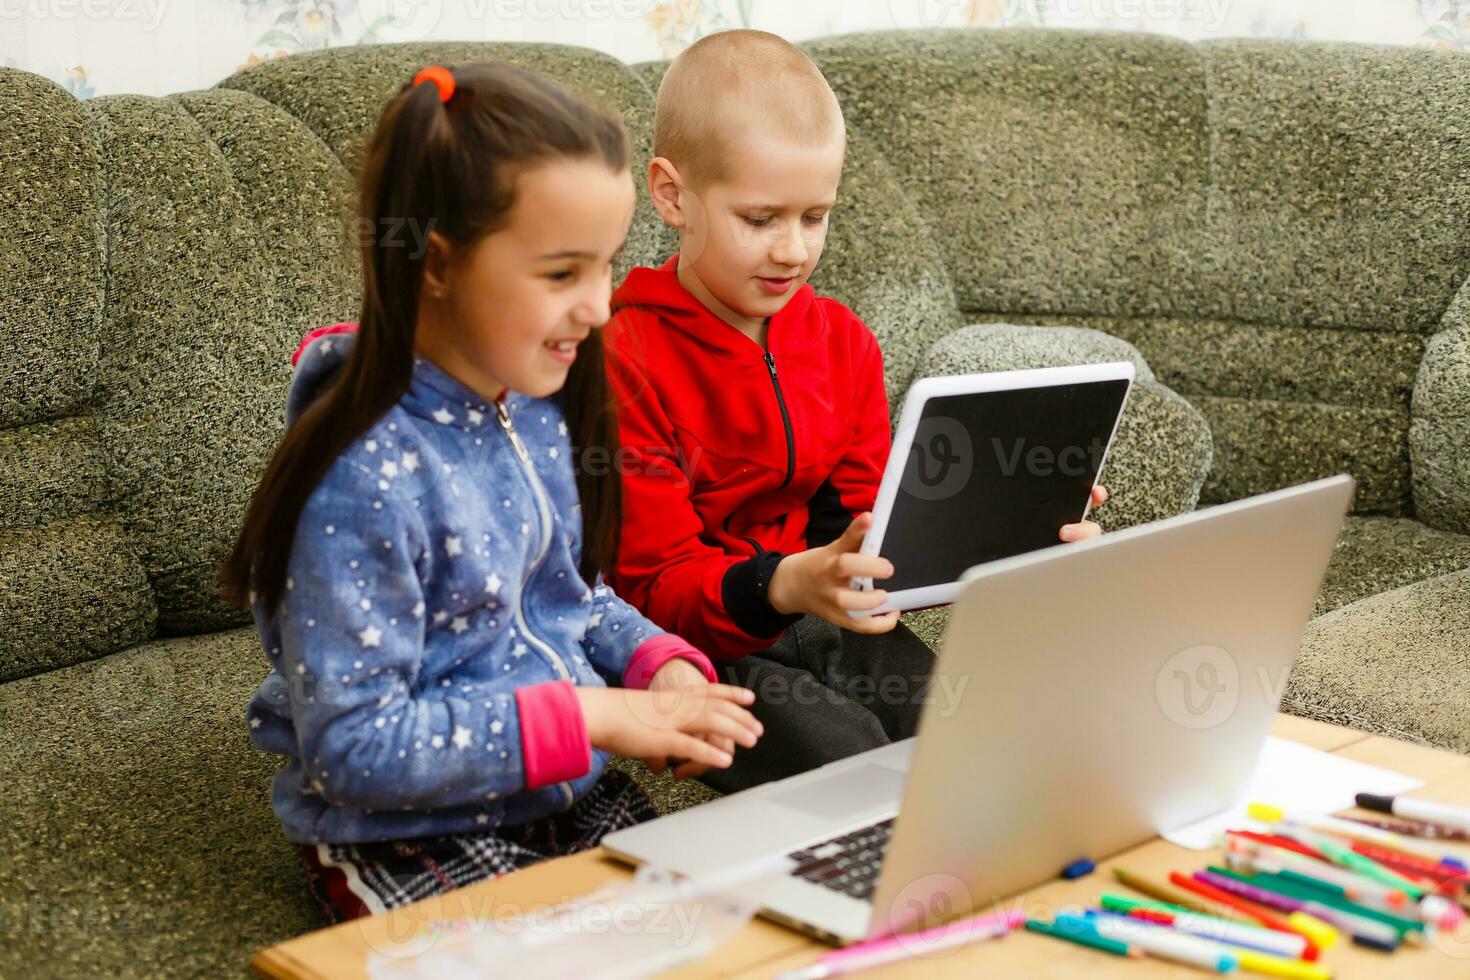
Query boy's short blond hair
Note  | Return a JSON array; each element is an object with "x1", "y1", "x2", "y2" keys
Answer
[{"x1": 654, "y1": 29, "x2": 845, "y2": 189}]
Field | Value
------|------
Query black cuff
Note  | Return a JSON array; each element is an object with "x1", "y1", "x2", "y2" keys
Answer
[{"x1": 721, "y1": 551, "x2": 802, "y2": 640}]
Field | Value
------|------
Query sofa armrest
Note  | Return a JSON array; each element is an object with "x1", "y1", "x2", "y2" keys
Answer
[
  {"x1": 1411, "y1": 322, "x2": 1470, "y2": 534},
  {"x1": 919, "y1": 323, "x2": 1213, "y2": 531}
]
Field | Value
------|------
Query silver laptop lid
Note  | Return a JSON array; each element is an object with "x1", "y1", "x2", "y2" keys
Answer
[{"x1": 863, "y1": 475, "x2": 1354, "y2": 939}]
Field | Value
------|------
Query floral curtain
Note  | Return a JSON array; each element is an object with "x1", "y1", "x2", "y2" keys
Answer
[{"x1": 2, "y1": 0, "x2": 1467, "y2": 100}]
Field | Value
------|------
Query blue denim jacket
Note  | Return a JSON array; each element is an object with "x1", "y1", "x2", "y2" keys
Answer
[{"x1": 247, "y1": 332, "x2": 663, "y2": 844}]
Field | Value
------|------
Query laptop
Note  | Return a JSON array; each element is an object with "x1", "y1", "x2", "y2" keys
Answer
[{"x1": 603, "y1": 475, "x2": 1355, "y2": 944}]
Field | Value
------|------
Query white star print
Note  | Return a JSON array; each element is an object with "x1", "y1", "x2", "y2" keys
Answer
[
  {"x1": 588, "y1": 613, "x2": 603, "y2": 628},
  {"x1": 359, "y1": 625, "x2": 382, "y2": 648},
  {"x1": 433, "y1": 610, "x2": 448, "y2": 625},
  {"x1": 319, "y1": 339, "x2": 333, "y2": 355},
  {"x1": 452, "y1": 725, "x2": 473, "y2": 750},
  {"x1": 485, "y1": 573, "x2": 502, "y2": 593},
  {"x1": 401, "y1": 451, "x2": 419, "y2": 473},
  {"x1": 490, "y1": 719, "x2": 504, "y2": 735},
  {"x1": 430, "y1": 734, "x2": 445, "y2": 749},
  {"x1": 433, "y1": 408, "x2": 455, "y2": 425},
  {"x1": 558, "y1": 420, "x2": 568, "y2": 436},
  {"x1": 249, "y1": 716, "x2": 261, "y2": 729},
  {"x1": 512, "y1": 643, "x2": 527, "y2": 658},
  {"x1": 548, "y1": 446, "x2": 559, "y2": 460},
  {"x1": 445, "y1": 536, "x2": 462, "y2": 557},
  {"x1": 476, "y1": 813, "x2": 490, "y2": 825},
  {"x1": 450, "y1": 616, "x2": 469, "y2": 634},
  {"x1": 467, "y1": 409, "x2": 484, "y2": 425},
  {"x1": 412, "y1": 601, "x2": 425, "y2": 618},
  {"x1": 380, "y1": 460, "x2": 398, "y2": 478}
]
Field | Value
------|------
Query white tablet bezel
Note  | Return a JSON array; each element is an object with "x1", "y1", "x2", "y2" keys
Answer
[{"x1": 852, "y1": 361, "x2": 1136, "y2": 615}]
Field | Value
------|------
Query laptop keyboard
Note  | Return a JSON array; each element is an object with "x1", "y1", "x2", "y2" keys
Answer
[{"x1": 786, "y1": 817, "x2": 894, "y2": 901}]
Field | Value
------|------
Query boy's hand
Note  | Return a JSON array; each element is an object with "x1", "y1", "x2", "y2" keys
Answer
[
  {"x1": 1060, "y1": 484, "x2": 1109, "y2": 543},
  {"x1": 574, "y1": 682, "x2": 761, "y2": 780},
  {"x1": 768, "y1": 512, "x2": 900, "y2": 635}
]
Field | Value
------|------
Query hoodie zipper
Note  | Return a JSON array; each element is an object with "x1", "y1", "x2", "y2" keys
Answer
[
  {"x1": 764, "y1": 352, "x2": 796, "y2": 491},
  {"x1": 496, "y1": 400, "x2": 575, "y2": 807}
]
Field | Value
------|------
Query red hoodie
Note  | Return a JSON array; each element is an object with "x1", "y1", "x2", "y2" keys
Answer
[{"x1": 605, "y1": 257, "x2": 892, "y2": 659}]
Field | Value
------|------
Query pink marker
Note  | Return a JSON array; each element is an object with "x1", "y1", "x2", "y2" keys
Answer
[{"x1": 774, "y1": 909, "x2": 1024, "y2": 980}]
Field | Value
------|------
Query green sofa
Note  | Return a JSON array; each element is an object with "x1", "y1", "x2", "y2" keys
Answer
[{"x1": 1, "y1": 28, "x2": 1467, "y2": 977}]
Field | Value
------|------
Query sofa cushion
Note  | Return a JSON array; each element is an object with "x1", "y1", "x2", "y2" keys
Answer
[
  {"x1": 806, "y1": 29, "x2": 1213, "y2": 324},
  {"x1": 1286, "y1": 569, "x2": 1470, "y2": 753},
  {"x1": 920, "y1": 323, "x2": 1213, "y2": 530},
  {"x1": 218, "y1": 42, "x2": 675, "y2": 275},
  {"x1": 1200, "y1": 40, "x2": 1470, "y2": 335},
  {"x1": 84, "y1": 89, "x2": 359, "y2": 636},
  {"x1": 1412, "y1": 319, "x2": 1470, "y2": 535},
  {"x1": 0, "y1": 68, "x2": 156, "y2": 679},
  {"x1": 1317, "y1": 516, "x2": 1470, "y2": 615},
  {"x1": 0, "y1": 628, "x2": 319, "y2": 978}
]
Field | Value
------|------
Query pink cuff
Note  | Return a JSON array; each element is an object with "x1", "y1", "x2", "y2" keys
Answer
[
  {"x1": 514, "y1": 680, "x2": 591, "y2": 789},
  {"x1": 622, "y1": 635, "x2": 719, "y2": 691},
  {"x1": 291, "y1": 322, "x2": 359, "y2": 366}
]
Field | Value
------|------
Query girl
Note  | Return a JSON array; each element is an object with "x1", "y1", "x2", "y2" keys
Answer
[{"x1": 222, "y1": 62, "x2": 761, "y2": 924}]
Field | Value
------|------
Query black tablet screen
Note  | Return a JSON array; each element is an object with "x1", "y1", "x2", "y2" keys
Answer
[{"x1": 878, "y1": 379, "x2": 1130, "y2": 594}]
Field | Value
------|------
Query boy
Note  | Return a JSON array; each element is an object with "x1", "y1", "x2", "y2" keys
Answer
[{"x1": 605, "y1": 30, "x2": 1103, "y2": 792}]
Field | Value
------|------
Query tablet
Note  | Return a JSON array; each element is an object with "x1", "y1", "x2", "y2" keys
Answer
[{"x1": 853, "y1": 362, "x2": 1134, "y2": 614}]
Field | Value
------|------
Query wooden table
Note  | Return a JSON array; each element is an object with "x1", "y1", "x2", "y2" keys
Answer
[{"x1": 251, "y1": 716, "x2": 1470, "y2": 979}]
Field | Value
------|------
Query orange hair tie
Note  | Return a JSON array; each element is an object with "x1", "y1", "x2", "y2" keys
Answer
[{"x1": 413, "y1": 65, "x2": 455, "y2": 103}]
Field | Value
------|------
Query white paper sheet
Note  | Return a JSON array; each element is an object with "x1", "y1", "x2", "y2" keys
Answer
[{"x1": 1161, "y1": 736, "x2": 1423, "y2": 850}]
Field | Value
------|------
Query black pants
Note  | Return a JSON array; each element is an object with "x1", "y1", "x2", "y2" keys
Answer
[{"x1": 701, "y1": 616, "x2": 935, "y2": 794}]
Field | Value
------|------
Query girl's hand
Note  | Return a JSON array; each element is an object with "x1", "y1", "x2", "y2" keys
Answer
[
  {"x1": 768, "y1": 513, "x2": 899, "y2": 635},
  {"x1": 647, "y1": 657, "x2": 737, "y2": 780},
  {"x1": 1060, "y1": 484, "x2": 1109, "y2": 542},
  {"x1": 574, "y1": 682, "x2": 761, "y2": 778}
]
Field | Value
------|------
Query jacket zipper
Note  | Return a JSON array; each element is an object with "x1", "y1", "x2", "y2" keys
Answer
[
  {"x1": 496, "y1": 400, "x2": 575, "y2": 807},
  {"x1": 764, "y1": 352, "x2": 796, "y2": 491}
]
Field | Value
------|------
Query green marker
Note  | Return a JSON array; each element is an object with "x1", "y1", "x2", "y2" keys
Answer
[
  {"x1": 1025, "y1": 918, "x2": 1139, "y2": 958},
  {"x1": 1211, "y1": 867, "x2": 1422, "y2": 937}
]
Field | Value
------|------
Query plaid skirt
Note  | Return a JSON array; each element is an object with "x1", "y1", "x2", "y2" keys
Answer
[{"x1": 299, "y1": 769, "x2": 657, "y2": 924}]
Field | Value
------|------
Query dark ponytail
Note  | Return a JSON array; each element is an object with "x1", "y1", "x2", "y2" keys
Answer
[{"x1": 222, "y1": 63, "x2": 629, "y2": 615}]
